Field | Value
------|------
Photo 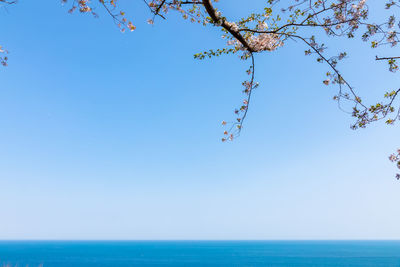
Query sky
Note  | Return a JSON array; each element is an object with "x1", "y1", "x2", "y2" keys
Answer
[{"x1": 0, "y1": 0, "x2": 400, "y2": 240}]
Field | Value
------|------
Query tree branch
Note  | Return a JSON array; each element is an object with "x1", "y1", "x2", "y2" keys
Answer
[
  {"x1": 202, "y1": 0, "x2": 254, "y2": 52},
  {"x1": 376, "y1": 56, "x2": 400, "y2": 61}
]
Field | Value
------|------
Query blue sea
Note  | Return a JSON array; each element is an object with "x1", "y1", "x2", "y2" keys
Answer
[{"x1": 0, "y1": 241, "x2": 400, "y2": 266}]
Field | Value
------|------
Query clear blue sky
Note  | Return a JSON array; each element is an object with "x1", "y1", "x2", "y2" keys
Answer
[{"x1": 0, "y1": 0, "x2": 399, "y2": 240}]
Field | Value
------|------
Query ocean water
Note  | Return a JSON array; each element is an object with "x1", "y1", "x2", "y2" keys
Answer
[{"x1": 0, "y1": 241, "x2": 399, "y2": 267}]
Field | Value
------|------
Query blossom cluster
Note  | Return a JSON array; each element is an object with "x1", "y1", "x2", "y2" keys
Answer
[
  {"x1": 349, "y1": 0, "x2": 367, "y2": 22},
  {"x1": 0, "y1": 45, "x2": 7, "y2": 67},
  {"x1": 351, "y1": 89, "x2": 400, "y2": 130},
  {"x1": 147, "y1": 0, "x2": 205, "y2": 25},
  {"x1": 389, "y1": 149, "x2": 400, "y2": 180},
  {"x1": 362, "y1": 2, "x2": 399, "y2": 49},
  {"x1": 248, "y1": 33, "x2": 283, "y2": 52},
  {"x1": 226, "y1": 33, "x2": 282, "y2": 53},
  {"x1": 63, "y1": 0, "x2": 136, "y2": 32},
  {"x1": 223, "y1": 13, "x2": 284, "y2": 52}
]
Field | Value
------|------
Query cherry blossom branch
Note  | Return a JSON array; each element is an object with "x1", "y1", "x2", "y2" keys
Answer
[
  {"x1": 143, "y1": 0, "x2": 166, "y2": 20},
  {"x1": 238, "y1": 28, "x2": 366, "y2": 112},
  {"x1": 292, "y1": 34, "x2": 366, "y2": 108},
  {"x1": 202, "y1": 0, "x2": 254, "y2": 52},
  {"x1": 222, "y1": 52, "x2": 257, "y2": 141},
  {"x1": 240, "y1": 53, "x2": 256, "y2": 131},
  {"x1": 375, "y1": 55, "x2": 400, "y2": 73}
]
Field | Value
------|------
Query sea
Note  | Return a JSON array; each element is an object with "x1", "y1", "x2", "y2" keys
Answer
[{"x1": 0, "y1": 241, "x2": 399, "y2": 267}]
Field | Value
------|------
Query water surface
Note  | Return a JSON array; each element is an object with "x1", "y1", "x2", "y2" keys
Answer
[{"x1": 0, "y1": 241, "x2": 399, "y2": 266}]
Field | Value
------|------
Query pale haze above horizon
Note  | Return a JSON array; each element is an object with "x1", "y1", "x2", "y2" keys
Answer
[{"x1": 1, "y1": 0, "x2": 400, "y2": 240}]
